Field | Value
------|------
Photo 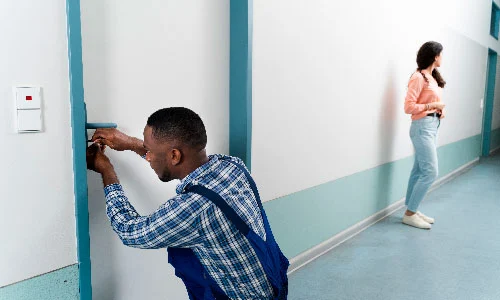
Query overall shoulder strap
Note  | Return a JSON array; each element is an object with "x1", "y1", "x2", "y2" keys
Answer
[
  {"x1": 222, "y1": 159, "x2": 263, "y2": 210},
  {"x1": 185, "y1": 157, "x2": 274, "y2": 240},
  {"x1": 221, "y1": 160, "x2": 278, "y2": 243},
  {"x1": 186, "y1": 185, "x2": 250, "y2": 236}
]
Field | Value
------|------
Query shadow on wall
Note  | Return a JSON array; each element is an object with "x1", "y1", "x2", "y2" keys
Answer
[{"x1": 375, "y1": 66, "x2": 398, "y2": 211}]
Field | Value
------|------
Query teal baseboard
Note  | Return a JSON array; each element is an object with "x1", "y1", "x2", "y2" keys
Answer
[
  {"x1": 490, "y1": 127, "x2": 500, "y2": 151},
  {"x1": 264, "y1": 135, "x2": 482, "y2": 258},
  {"x1": 0, "y1": 264, "x2": 79, "y2": 300}
]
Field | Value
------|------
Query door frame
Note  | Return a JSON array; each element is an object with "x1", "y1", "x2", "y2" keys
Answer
[
  {"x1": 230, "y1": 0, "x2": 253, "y2": 170},
  {"x1": 65, "y1": 0, "x2": 92, "y2": 299},
  {"x1": 482, "y1": 48, "x2": 497, "y2": 157}
]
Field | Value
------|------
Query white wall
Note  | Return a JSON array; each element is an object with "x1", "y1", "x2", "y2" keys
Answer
[
  {"x1": 441, "y1": 0, "x2": 500, "y2": 51},
  {"x1": 0, "y1": 0, "x2": 77, "y2": 287},
  {"x1": 81, "y1": 1, "x2": 229, "y2": 299},
  {"x1": 252, "y1": 0, "x2": 495, "y2": 201}
]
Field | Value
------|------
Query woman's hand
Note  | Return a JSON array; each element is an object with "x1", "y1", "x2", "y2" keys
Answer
[{"x1": 431, "y1": 102, "x2": 446, "y2": 110}]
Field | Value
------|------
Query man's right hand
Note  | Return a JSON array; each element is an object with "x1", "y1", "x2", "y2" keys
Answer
[{"x1": 91, "y1": 128, "x2": 145, "y2": 155}]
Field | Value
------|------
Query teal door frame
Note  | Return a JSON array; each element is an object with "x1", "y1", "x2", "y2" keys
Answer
[
  {"x1": 482, "y1": 49, "x2": 497, "y2": 157},
  {"x1": 65, "y1": 0, "x2": 92, "y2": 299},
  {"x1": 230, "y1": 0, "x2": 253, "y2": 170}
]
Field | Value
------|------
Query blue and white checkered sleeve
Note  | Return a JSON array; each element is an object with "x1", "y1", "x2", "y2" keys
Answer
[{"x1": 104, "y1": 183, "x2": 204, "y2": 249}]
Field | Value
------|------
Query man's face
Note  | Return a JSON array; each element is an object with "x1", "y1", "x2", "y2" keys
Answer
[{"x1": 143, "y1": 125, "x2": 174, "y2": 182}]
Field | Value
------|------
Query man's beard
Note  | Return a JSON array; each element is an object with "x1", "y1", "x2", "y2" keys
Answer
[{"x1": 159, "y1": 169, "x2": 172, "y2": 182}]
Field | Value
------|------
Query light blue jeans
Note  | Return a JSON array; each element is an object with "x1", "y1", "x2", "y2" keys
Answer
[{"x1": 405, "y1": 116, "x2": 440, "y2": 212}]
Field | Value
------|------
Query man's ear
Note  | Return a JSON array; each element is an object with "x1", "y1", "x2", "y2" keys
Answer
[{"x1": 170, "y1": 148, "x2": 182, "y2": 166}]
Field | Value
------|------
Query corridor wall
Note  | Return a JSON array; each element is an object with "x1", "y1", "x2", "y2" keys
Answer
[
  {"x1": 253, "y1": 0, "x2": 499, "y2": 259},
  {"x1": 0, "y1": 0, "x2": 79, "y2": 299}
]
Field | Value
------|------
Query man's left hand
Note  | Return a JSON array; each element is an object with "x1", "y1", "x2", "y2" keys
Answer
[{"x1": 87, "y1": 143, "x2": 113, "y2": 174}]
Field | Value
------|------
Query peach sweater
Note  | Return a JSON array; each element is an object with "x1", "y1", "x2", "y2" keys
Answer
[{"x1": 404, "y1": 71, "x2": 443, "y2": 120}]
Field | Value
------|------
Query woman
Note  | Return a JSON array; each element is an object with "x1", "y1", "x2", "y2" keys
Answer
[{"x1": 403, "y1": 41, "x2": 446, "y2": 229}]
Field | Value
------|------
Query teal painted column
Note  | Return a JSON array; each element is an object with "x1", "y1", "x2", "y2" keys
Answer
[
  {"x1": 230, "y1": 0, "x2": 253, "y2": 169},
  {"x1": 65, "y1": 0, "x2": 92, "y2": 299},
  {"x1": 482, "y1": 49, "x2": 497, "y2": 157}
]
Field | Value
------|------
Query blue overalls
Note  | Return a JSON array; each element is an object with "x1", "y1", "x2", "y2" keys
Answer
[{"x1": 167, "y1": 159, "x2": 289, "y2": 300}]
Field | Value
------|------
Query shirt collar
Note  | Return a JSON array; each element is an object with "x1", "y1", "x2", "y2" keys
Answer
[{"x1": 175, "y1": 154, "x2": 219, "y2": 194}]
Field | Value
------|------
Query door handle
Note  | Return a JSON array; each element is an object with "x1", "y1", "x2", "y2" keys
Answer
[
  {"x1": 84, "y1": 103, "x2": 117, "y2": 142},
  {"x1": 86, "y1": 123, "x2": 117, "y2": 129},
  {"x1": 86, "y1": 123, "x2": 117, "y2": 143}
]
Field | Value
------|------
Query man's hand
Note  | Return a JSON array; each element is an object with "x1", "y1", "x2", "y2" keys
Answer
[
  {"x1": 91, "y1": 128, "x2": 134, "y2": 151},
  {"x1": 91, "y1": 128, "x2": 145, "y2": 155},
  {"x1": 87, "y1": 143, "x2": 120, "y2": 186},
  {"x1": 86, "y1": 143, "x2": 113, "y2": 173}
]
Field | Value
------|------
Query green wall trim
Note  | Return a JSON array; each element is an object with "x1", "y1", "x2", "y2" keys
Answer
[
  {"x1": 264, "y1": 134, "x2": 482, "y2": 258},
  {"x1": 0, "y1": 265, "x2": 79, "y2": 300}
]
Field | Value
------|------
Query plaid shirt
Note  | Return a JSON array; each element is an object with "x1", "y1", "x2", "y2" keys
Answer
[{"x1": 104, "y1": 154, "x2": 274, "y2": 299}]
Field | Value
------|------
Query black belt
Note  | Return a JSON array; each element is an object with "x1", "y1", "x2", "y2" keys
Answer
[{"x1": 427, "y1": 112, "x2": 441, "y2": 118}]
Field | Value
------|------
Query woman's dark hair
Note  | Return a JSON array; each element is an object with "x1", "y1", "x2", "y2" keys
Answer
[
  {"x1": 147, "y1": 107, "x2": 207, "y2": 150},
  {"x1": 416, "y1": 41, "x2": 446, "y2": 88}
]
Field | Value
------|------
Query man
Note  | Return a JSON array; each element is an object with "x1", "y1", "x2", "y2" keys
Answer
[{"x1": 86, "y1": 107, "x2": 288, "y2": 300}]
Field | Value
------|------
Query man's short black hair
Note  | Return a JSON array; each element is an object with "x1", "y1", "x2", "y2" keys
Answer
[{"x1": 147, "y1": 107, "x2": 207, "y2": 150}]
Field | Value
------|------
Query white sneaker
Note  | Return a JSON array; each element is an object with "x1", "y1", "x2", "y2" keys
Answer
[
  {"x1": 402, "y1": 214, "x2": 432, "y2": 229},
  {"x1": 416, "y1": 211, "x2": 435, "y2": 224}
]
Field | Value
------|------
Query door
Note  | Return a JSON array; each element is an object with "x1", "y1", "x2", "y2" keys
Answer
[
  {"x1": 482, "y1": 49, "x2": 497, "y2": 157},
  {"x1": 67, "y1": 0, "x2": 232, "y2": 299}
]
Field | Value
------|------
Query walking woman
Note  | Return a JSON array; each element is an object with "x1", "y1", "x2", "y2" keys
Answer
[{"x1": 403, "y1": 41, "x2": 446, "y2": 229}]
